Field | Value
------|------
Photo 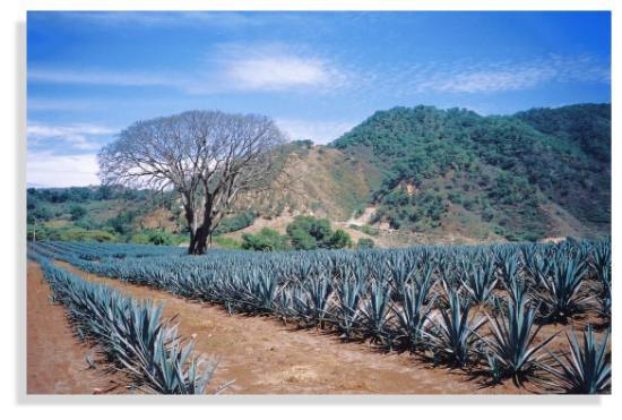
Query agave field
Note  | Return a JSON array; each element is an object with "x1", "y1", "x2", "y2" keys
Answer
[{"x1": 28, "y1": 238, "x2": 611, "y2": 394}]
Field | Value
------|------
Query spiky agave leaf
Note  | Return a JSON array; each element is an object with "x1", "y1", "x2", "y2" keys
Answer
[
  {"x1": 483, "y1": 298, "x2": 556, "y2": 385},
  {"x1": 307, "y1": 274, "x2": 333, "y2": 323},
  {"x1": 360, "y1": 281, "x2": 393, "y2": 345},
  {"x1": 336, "y1": 278, "x2": 364, "y2": 340},
  {"x1": 387, "y1": 255, "x2": 417, "y2": 300},
  {"x1": 590, "y1": 242, "x2": 611, "y2": 319},
  {"x1": 392, "y1": 283, "x2": 435, "y2": 351},
  {"x1": 537, "y1": 256, "x2": 591, "y2": 322},
  {"x1": 36, "y1": 257, "x2": 220, "y2": 394},
  {"x1": 427, "y1": 290, "x2": 486, "y2": 367},
  {"x1": 543, "y1": 325, "x2": 611, "y2": 394},
  {"x1": 522, "y1": 248, "x2": 553, "y2": 291},
  {"x1": 461, "y1": 263, "x2": 497, "y2": 305}
]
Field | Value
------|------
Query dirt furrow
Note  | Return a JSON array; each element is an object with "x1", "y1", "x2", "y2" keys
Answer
[
  {"x1": 56, "y1": 260, "x2": 522, "y2": 395},
  {"x1": 27, "y1": 261, "x2": 128, "y2": 394}
]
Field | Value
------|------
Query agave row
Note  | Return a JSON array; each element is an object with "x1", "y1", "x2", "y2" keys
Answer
[
  {"x1": 31, "y1": 239, "x2": 611, "y2": 393},
  {"x1": 28, "y1": 247, "x2": 219, "y2": 394}
]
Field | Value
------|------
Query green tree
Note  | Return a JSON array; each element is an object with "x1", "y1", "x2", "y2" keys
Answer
[
  {"x1": 328, "y1": 229, "x2": 353, "y2": 249},
  {"x1": 286, "y1": 215, "x2": 333, "y2": 250},
  {"x1": 241, "y1": 228, "x2": 290, "y2": 251},
  {"x1": 69, "y1": 205, "x2": 87, "y2": 221},
  {"x1": 357, "y1": 238, "x2": 375, "y2": 249}
]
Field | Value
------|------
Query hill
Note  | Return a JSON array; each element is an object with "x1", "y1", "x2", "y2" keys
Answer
[
  {"x1": 332, "y1": 103, "x2": 610, "y2": 242},
  {"x1": 26, "y1": 103, "x2": 610, "y2": 247}
]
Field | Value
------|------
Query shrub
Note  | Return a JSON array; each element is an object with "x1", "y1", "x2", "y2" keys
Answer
[
  {"x1": 357, "y1": 238, "x2": 375, "y2": 249},
  {"x1": 286, "y1": 215, "x2": 332, "y2": 249},
  {"x1": 213, "y1": 211, "x2": 256, "y2": 235},
  {"x1": 241, "y1": 228, "x2": 290, "y2": 251},
  {"x1": 328, "y1": 229, "x2": 353, "y2": 249},
  {"x1": 212, "y1": 236, "x2": 242, "y2": 250},
  {"x1": 131, "y1": 229, "x2": 177, "y2": 246},
  {"x1": 69, "y1": 205, "x2": 88, "y2": 221}
]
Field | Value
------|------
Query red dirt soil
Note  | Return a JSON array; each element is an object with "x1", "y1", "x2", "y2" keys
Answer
[
  {"x1": 53, "y1": 261, "x2": 527, "y2": 395},
  {"x1": 27, "y1": 261, "x2": 128, "y2": 394}
]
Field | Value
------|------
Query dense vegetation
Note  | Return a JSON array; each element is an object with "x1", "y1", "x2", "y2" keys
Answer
[
  {"x1": 240, "y1": 215, "x2": 353, "y2": 251},
  {"x1": 333, "y1": 103, "x2": 610, "y2": 241},
  {"x1": 27, "y1": 103, "x2": 610, "y2": 245},
  {"x1": 26, "y1": 186, "x2": 258, "y2": 246},
  {"x1": 31, "y1": 238, "x2": 611, "y2": 393}
]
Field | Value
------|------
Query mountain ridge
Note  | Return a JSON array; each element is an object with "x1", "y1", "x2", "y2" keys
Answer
[{"x1": 26, "y1": 103, "x2": 611, "y2": 246}]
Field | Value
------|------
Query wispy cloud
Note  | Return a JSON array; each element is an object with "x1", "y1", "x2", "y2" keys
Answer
[
  {"x1": 27, "y1": 152, "x2": 99, "y2": 188},
  {"x1": 403, "y1": 54, "x2": 610, "y2": 94},
  {"x1": 28, "y1": 122, "x2": 117, "y2": 152},
  {"x1": 199, "y1": 43, "x2": 350, "y2": 93},
  {"x1": 29, "y1": 43, "x2": 351, "y2": 95},
  {"x1": 227, "y1": 55, "x2": 334, "y2": 91}
]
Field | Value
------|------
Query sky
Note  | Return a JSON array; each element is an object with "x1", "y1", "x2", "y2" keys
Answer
[{"x1": 27, "y1": 11, "x2": 611, "y2": 187}]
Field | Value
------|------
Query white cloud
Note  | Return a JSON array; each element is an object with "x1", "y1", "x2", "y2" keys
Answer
[
  {"x1": 407, "y1": 54, "x2": 610, "y2": 94},
  {"x1": 28, "y1": 122, "x2": 117, "y2": 151},
  {"x1": 29, "y1": 43, "x2": 350, "y2": 95},
  {"x1": 27, "y1": 152, "x2": 99, "y2": 188},
  {"x1": 429, "y1": 67, "x2": 556, "y2": 94},
  {"x1": 228, "y1": 56, "x2": 332, "y2": 91},
  {"x1": 211, "y1": 43, "x2": 348, "y2": 92},
  {"x1": 276, "y1": 118, "x2": 355, "y2": 144}
]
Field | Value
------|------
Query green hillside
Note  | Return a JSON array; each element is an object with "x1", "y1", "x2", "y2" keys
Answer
[
  {"x1": 27, "y1": 103, "x2": 610, "y2": 246},
  {"x1": 332, "y1": 103, "x2": 610, "y2": 241}
]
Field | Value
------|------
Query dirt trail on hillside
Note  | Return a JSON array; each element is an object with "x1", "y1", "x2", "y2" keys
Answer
[
  {"x1": 27, "y1": 262, "x2": 128, "y2": 394},
  {"x1": 55, "y1": 261, "x2": 524, "y2": 395}
]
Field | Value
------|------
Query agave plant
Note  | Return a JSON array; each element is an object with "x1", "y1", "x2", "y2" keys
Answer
[
  {"x1": 387, "y1": 255, "x2": 417, "y2": 300},
  {"x1": 392, "y1": 283, "x2": 435, "y2": 351},
  {"x1": 427, "y1": 290, "x2": 486, "y2": 367},
  {"x1": 414, "y1": 263, "x2": 436, "y2": 303},
  {"x1": 295, "y1": 274, "x2": 333, "y2": 326},
  {"x1": 142, "y1": 327, "x2": 219, "y2": 394},
  {"x1": 37, "y1": 257, "x2": 220, "y2": 394},
  {"x1": 498, "y1": 250, "x2": 520, "y2": 287},
  {"x1": 229, "y1": 269, "x2": 274, "y2": 313},
  {"x1": 543, "y1": 325, "x2": 611, "y2": 394},
  {"x1": 591, "y1": 243, "x2": 611, "y2": 319},
  {"x1": 336, "y1": 279, "x2": 364, "y2": 340},
  {"x1": 597, "y1": 267, "x2": 611, "y2": 319},
  {"x1": 503, "y1": 270, "x2": 529, "y2": 308},
  {"x1": 522, "y1": 249, "x2": 553, "y2": 291},
  {"x1": 482, "y1": 298, "x2": 556, "y2": 385},
  {"x1": 537, "y1": 256, "x2": 590, "y2": 322},
  {"x1": 461, "y1": 263, "x2": 497, "y2": 305},
  {"x1": 360, "y1": 281, "x2": 393, "y2": 346}
]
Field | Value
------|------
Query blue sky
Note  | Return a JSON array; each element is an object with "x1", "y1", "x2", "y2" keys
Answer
[{"x1": 27, "y1": 11, "x2": 611, "y2": 187}]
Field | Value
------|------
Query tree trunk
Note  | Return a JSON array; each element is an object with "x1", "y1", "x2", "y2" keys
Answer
[
  {"x1": 196, "y1": 227, "x2": 208, "y2": 254},
  {"x1": 184, "y1": 205, "x2": 203, "y2": 255},
  {"x1": 187, "y1": 229, "x2": 197, "y2": 255},
  {"x1": 186, "y1": 195, "x2": 216, "y2": 255},
  {"x1": 189, "y1": 225, "x2": 209, "y2": 255}
]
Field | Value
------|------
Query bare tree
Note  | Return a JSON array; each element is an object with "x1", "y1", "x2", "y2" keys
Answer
[{"x1": 98, "y1": 110, "x2": 288, "y2": 254}]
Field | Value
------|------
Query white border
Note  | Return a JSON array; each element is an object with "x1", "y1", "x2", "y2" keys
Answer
[{"x1": 1, "y1": 1, "x2": 618, "y2": 418}]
